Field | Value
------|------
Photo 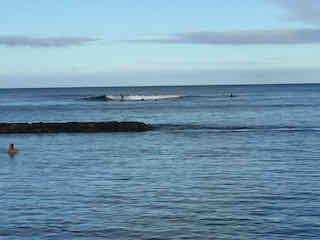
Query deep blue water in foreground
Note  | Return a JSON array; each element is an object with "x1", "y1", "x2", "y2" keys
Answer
[{"x1": 0, "y1": 84, "x2": 319, "y2": 239}]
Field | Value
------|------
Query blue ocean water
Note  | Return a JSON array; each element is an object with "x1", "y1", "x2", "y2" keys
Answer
[{"x1": 0, "y1": 84, "x2": 319, "y2": 239}]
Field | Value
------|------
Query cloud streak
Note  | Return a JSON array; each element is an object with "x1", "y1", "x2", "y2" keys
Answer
[
  {"x1": 130, "y1": 28, "x2": 320, "y2": 45},
  {"x1": 0, "y1": 36, "x2": 98, "y2": 48},
  {"x1": 271, "y1": 0, "x2": 320, "y2": 25}
]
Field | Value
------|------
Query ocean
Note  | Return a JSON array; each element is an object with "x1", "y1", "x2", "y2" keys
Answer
[{"x1": 0, "y1": 84, "x2": 319, "y2": 239}]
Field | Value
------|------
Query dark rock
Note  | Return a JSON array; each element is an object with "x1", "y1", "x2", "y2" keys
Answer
[{"x1": 0, "y1": 121, "x2": 152, "y2": 134}]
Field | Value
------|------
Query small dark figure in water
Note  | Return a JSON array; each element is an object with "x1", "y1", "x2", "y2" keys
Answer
[
  {"x1": 228, "y1": 93, "x2": 233, "y2": 97},
  {"x1": 120, "y1": 94, "x2": 124, "y2": 101},
  {"x1": 8, "y1": 144, "x2": 18, "y2": 156}
]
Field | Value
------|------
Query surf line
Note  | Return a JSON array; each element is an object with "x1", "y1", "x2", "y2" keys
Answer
[{"x1": 84, "y1": 95, "x2": 182, "y2": 101}]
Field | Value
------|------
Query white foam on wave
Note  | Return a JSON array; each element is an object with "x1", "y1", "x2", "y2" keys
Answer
[{"x1": 106, "y1": 95, "x2": 181, "y2": 101}]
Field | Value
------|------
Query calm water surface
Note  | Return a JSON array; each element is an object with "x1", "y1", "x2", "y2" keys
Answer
[{"x1": 0, "y1": 84, "x2": 319, "y2": 239}]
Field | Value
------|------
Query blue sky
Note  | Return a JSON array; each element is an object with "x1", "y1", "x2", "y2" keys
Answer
[{"x1": 1, "y1": 0, "x2": 320, "y2": 87}]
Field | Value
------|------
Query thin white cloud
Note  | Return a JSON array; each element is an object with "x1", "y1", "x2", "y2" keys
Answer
[
  {"x1": 130, "y1": 29, "x2": 320, "y2": 45},
  {"x1": 3, "y1": 68, "x2": 320, "y2": 88},
  {"x1": 0, "y1": 36, "x2": 98, "y2": 48}
]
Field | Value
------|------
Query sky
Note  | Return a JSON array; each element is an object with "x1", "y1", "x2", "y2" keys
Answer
[{"x1": 1, "y1": 0, "x2": 320, "y2": 88}]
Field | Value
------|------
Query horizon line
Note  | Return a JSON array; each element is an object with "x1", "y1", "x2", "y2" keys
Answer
[{"x1": 0, "y1": 82, "x2": 318, "y2": 90}]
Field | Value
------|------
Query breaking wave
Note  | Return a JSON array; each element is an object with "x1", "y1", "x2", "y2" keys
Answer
[{"x1": 83, "y1": 95, "x2": 183, "y2": 101}]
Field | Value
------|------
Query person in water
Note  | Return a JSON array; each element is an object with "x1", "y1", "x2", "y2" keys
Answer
[
  {"x1": 228, "y1": 92, "x2": 233, "y2": 97},
  {"x1": 120, "y1": 94, "x2": 124, "y2": 101},
  {"x1": 8, "y1": 144, "x2": 18, "y2": 156}
]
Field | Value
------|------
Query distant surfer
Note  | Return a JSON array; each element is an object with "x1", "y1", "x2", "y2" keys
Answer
[
  {"x1": 120, "y1": 94, "x2": 124, "y2": 101},
  {"x1": 228, "y1": 92, "x2": 233, "y2": 97},
  {"x1": 8, "y1": 144, "x2": 18, "y2": 156}
]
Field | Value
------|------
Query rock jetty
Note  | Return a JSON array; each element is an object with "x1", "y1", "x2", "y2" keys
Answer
[{"x1": 0, "y1": 121, "x2": 152, "y2": 134}]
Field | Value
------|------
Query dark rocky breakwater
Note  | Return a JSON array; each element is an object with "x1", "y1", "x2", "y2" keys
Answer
[{"x1": 0, "y1": 121, "x2": 152, "y2": 134}]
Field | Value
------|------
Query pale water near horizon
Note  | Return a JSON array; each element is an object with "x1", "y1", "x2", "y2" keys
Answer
[{"x1": 0, "y1": 84, "x2": 319, "y2": 239}]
